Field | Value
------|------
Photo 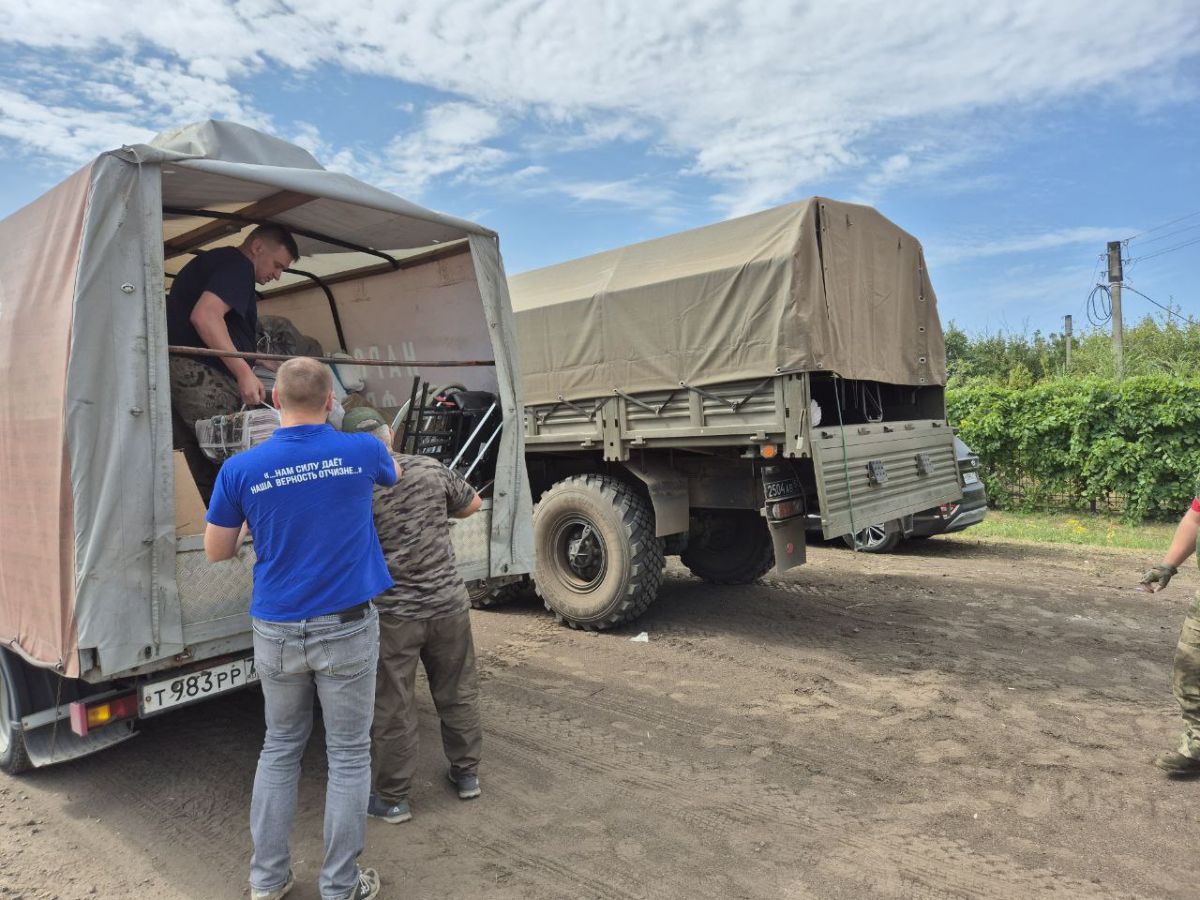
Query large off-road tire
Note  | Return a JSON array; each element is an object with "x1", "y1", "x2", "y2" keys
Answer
[
  {"x1": 0, "y1": 654, "x2": 33, "y2": 776},
  {"x1": 842, "y1": 522, "x2": 903, "y2": 553},
  {"x1": 467, "y1": 579, "x2": 527, "y2": 610},
  {"x1": 533, "y1": 475, "x2": 664, "y2": 630},
  {"x1": 680, "y1": 510, "x2": 775, "y2": 584}
]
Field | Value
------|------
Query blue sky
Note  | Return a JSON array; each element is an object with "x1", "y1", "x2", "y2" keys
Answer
[{"x1": 1, "y1": 0, "x2": 1197, "y2": 336}]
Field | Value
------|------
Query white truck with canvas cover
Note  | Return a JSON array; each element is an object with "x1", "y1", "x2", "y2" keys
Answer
[
  {"x1": 500, "y1": 199, "x2": 961, "y2": 629},
  {"x1": 0, "y1": 121, "x2": 532, "y2": 773}
]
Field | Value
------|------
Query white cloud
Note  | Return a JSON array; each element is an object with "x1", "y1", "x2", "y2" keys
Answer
[
  {"x1": 928, "y1": 227, "x2": 1131, "y2": 267},
  {"x1": 382, "y1": 102, "x2": 509, "y2": 196},
  {"x1": 0, "y1": 0, "x2": 1197, "y2": 211},
  {"x1": 0, "y1": 86, "x2": 155, "y2": 163},
  {"x1": 548, "y1": 177, "x2": 679, "y2": 212}
]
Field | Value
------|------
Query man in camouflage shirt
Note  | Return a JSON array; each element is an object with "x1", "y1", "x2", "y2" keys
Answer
[
  {"x1": 1141, "y1": 498, "x2": 1200, "y2": 776},
  {"x1": 350, "y1": 418, "x2": 484, "y2": 822}
]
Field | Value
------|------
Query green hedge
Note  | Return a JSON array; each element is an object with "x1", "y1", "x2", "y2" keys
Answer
[{"x1": 946, "y1": 376, "x2": 1200, "y2": 522}]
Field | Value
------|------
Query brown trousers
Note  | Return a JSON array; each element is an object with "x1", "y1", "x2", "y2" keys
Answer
[{"x1": 371, "y1": 609, "x2": 482, "y2": 803}]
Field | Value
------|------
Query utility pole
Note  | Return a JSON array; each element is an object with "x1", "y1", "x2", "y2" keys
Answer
[
  {"x1": 1107, "y1": 240, "x2": 1124, "y2": 380},
  {"x1": 1064, "y1": 314, "x2": 1073, "y2": 372}
]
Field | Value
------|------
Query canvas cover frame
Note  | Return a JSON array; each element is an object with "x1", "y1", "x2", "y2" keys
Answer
[{"x1": 0, "y1": 121, "x2": 532, "y2": 676}]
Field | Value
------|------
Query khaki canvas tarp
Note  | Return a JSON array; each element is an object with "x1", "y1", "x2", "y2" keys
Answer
[{"x1": 509, "y1": 198, "x2": 945, "y2": 406}]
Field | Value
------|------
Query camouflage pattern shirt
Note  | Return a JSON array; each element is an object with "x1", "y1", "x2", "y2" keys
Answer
[{"x1": 372, "y1": 454, "x2": 477, "y2": 619}]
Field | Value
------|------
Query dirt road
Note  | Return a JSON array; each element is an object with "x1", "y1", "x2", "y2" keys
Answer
[{"x1": 2, "y1": 536, "x2": 1198, "y2": 899}]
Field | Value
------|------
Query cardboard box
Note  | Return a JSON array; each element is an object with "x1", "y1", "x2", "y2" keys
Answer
[{"x1": 174, "y1": 451, "x2": 208, "y2": 536}]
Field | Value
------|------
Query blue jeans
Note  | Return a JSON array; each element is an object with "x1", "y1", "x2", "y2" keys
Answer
[{"x1": 249, "y1": 607, "x2": 379, "y2": 900}]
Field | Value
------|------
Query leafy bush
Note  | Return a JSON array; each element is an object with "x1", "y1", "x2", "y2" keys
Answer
[{"x1": 947, "y1": 376, "x2": 1200, "y2": 522}]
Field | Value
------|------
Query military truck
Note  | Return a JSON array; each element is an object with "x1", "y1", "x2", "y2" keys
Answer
[
  {"x1": 500, "y1": 199, "x2": 960, "y2": 629},
  {"x1": 0, "y1": 121, "x2": 532, "y2": 773}
]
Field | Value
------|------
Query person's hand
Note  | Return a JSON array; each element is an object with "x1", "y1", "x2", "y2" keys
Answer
[
  {"x1": 237, "y1": 369, "x2": 266, "y2": 406},
  {"x1": 1139, "y1": 563, "x2": 1179, "y2": 593}
]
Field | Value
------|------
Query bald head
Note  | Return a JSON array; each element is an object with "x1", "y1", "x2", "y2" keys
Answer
[{"x1": 274, "y1": 357, "x2": 332, "y2": 415}]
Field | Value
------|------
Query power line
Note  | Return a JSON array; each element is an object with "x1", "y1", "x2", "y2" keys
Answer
[
  {"x1": 1087, "y1": 283, "x2": 1111, "y2": 326},
  {"x1": 1127, "y1": 221, "x2": 1200, "y2": 248},
  {"x1": 1128, "y1": 235, "x2": 1200, "y2": 264},
  {"x1": 1120, "y1": 283, "x2": 1196, "y2": 326},
  {"x1": 1124, "y1": 209, "x2": 1200, "y2": 243}
]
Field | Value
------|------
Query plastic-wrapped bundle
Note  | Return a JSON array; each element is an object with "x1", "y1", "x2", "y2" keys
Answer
[{"x1": 195, "y1": 406, "x2": 281, "y2": 462}]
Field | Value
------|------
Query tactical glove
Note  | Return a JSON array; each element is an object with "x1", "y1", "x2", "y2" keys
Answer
[{"x1": 1140, "y1": 564, "x2": 1179, "y2": 591}]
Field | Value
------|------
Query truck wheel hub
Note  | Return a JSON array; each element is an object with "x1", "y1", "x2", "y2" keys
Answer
[{"x1": 554, "y1": 517, "x2": 607, "y2": 589}]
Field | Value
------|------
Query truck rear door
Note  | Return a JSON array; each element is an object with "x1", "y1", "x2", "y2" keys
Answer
[{"x1": 810, "y1": 420, "x2": 961, "y2": 540}]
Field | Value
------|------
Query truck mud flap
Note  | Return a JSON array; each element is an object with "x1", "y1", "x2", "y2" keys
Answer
[
  {"x1": 812, "y1": 421, "x2": 961, "y2": 540},
  {"x1": 768, "y1": 515, "x2": 807, "y2": 574},
  {"x1": 23, "y1": 719, "x2": 137, "y2": 768}
]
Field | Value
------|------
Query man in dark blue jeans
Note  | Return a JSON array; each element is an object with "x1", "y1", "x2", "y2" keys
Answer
[{"x1": 204, "y1": 357, "x2": 400, "y2": 900}]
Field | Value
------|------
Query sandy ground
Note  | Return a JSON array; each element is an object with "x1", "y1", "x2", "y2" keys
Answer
[{"x1": 3, "y1": 536, "x2": 1200, "y2": 900}]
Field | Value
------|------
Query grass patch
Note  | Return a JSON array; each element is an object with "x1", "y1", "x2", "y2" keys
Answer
[{"x1": 969, "y1": 510, "x2": 1178, "y2": 551}]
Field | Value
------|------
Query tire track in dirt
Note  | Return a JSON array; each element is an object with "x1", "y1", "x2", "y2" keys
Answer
[{"x1": 474, "y1": 667, "x2": 1135, "y2": 900}]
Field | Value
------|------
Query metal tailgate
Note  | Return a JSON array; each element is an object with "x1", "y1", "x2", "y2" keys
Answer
[{"x1": 811, "y1": 420, "x2": 961, "y2": 539}]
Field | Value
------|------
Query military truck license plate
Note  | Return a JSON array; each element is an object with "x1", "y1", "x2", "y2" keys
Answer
[{"x1": 140, "y1": 657, "x2": 259, "y2": 714}]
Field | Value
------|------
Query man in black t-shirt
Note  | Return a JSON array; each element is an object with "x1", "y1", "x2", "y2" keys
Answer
[{"x1": 168, "y1": 224, "x2": 298, "y2": 503}]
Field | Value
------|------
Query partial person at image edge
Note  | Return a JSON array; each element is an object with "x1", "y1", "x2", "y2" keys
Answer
[{"x1": 1139, "y1": 496, "x2": 1200, "y2": 777}]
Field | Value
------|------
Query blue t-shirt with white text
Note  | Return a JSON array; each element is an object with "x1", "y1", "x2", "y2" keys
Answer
[{"x1": 206, "y1": 424, "x2": 398, "y2": 621}]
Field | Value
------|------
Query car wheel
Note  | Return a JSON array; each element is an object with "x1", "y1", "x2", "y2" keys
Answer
[{"x1": 841, "y1": 522, "x2": 902, "y2": 553}]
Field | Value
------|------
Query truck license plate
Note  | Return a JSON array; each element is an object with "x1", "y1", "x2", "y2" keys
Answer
[
  {"x1": 141, "y1": 657, "x2": 259, "y2": 714},
  {"x1": 962, "y1": 471, "x2": 980, "y2": 485}
]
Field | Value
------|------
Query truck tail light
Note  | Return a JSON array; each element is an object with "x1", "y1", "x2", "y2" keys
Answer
[
  {"x1": 768, "y1": 499, "x2": 804, "y2": 520},
  {"x1": 939, "y1": 503, "x2": 959, "y2": 518},
  {"x1": 69, "y1": 693, "x2": 139, "y2": 737}
]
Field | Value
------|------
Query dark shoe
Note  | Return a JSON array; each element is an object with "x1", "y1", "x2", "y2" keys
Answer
[
  {"x1": 367, "y1": 793, "x2": 412, "y2": 823},
  {"x1": 343, "y1": 867, "x2": 380, "y2": 900},
  {"x1": 250, "y1": 871, "x2": 294, "y2": 900},
  {"x1": 1153, "y1": 750, "x2": 1200, "y2": 776},
  {"x1": 448, "y1": 768, "x2": 481, "y2": 800}
]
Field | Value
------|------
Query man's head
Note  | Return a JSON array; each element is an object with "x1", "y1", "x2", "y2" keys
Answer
[
  {"x1": 341, "y1": 406, "x2": 394, "y2": 449},
  {"x1": 272, "y1": 357, "x2": 332, "y2": 419},
  {"x1": 241, "y1": 225, "x2": 299, "y2": 285}
]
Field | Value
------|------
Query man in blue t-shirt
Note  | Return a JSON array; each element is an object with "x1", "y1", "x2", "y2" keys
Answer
[
  {"x1": 205, "y1": 357, "x2": 398, "y2": 900},
  {"x1": 169, "y1": 224, "x2": 298, "y2": 503}
]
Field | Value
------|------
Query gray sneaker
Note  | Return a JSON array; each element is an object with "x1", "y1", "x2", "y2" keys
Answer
[
  {"x1": 250, "y1": 871, "x2": 294, "y2": 900},
  {"x1": 448, "y1": 768, "x2": 481, "y2": 800},
  {"x1": 367, "y1": 793, "x2": 412, "y2": 823},
  {"x1": 343, "y1": 867, "x2": 380, "y2": 900}
]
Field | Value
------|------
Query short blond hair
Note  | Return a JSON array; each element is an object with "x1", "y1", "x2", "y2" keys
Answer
[{"x1": 275, "y1": 357, "x2": 331, "y2": 413}]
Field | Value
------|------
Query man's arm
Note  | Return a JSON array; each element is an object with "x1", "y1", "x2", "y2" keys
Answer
[
  {"x1": 204, "y1": 523, "x2": 243, "y2": 562},
  {"x1": 1140, "y1": 506, "x2": 1200, "y2": 592},
  {"x1": 190, "y1": 291, "x2": 265, "y2": 405},
  {"x1": 1163, "y1": 507, "x2": 1200, "y2": 569},
  {"x1": 451, "y1": 492, "x2": 483, "y2": 520}
]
